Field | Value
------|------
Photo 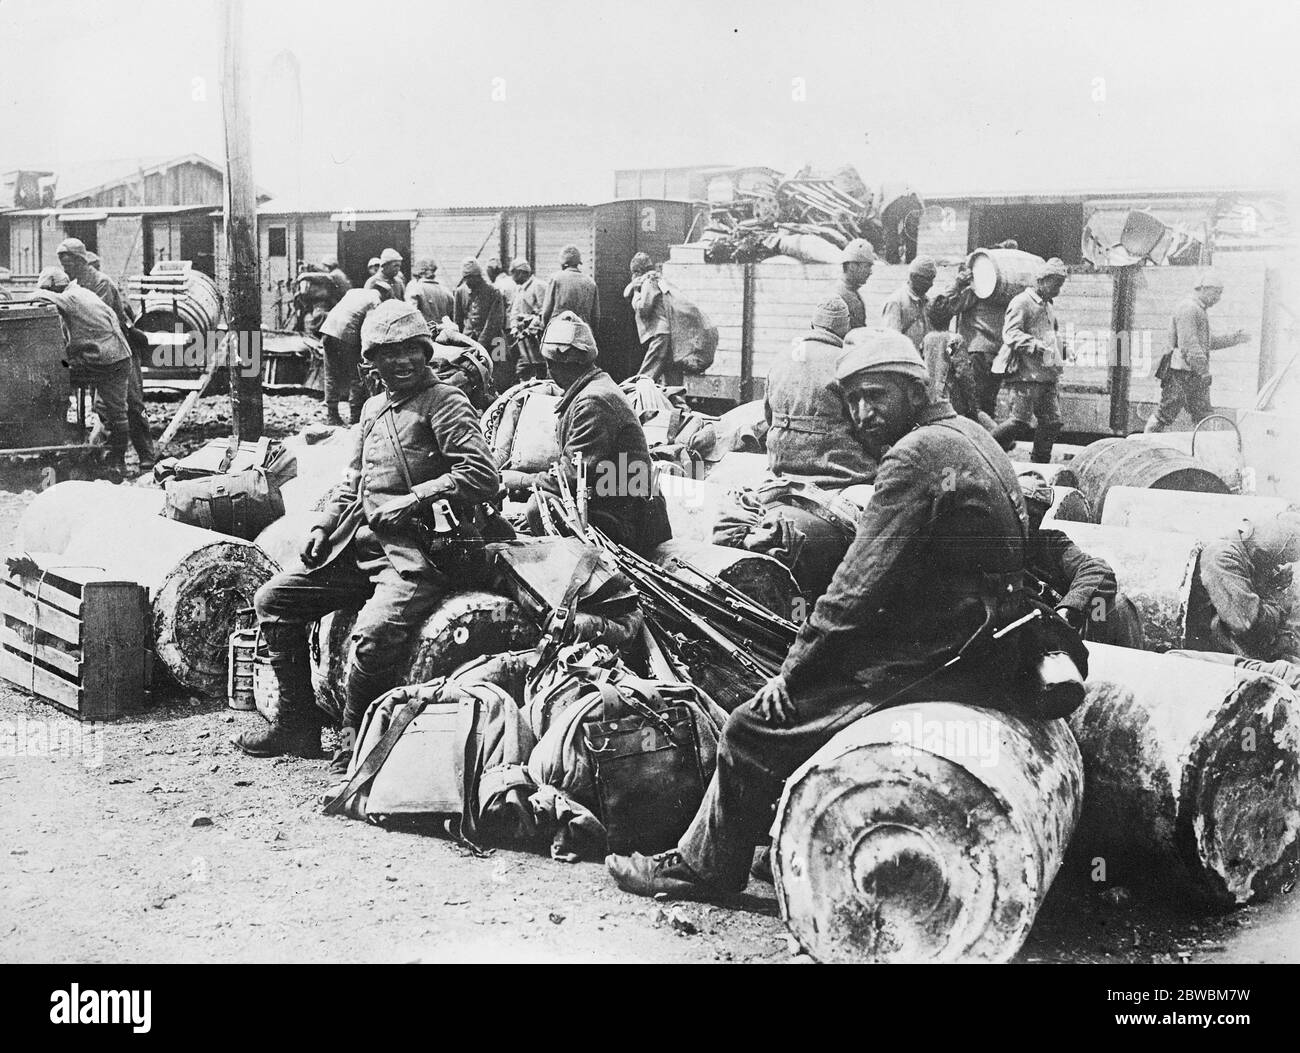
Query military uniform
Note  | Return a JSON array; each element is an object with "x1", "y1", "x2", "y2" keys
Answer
[
  {"x1": 832, "y1": 279, "x2": 867, "y2": 330},
  {"x1": 541, "y1": 266, "x2": 599, "y2": 329},
  {"x1": 880, "y1": 284, "x2": 929, "y2": 351},
  {"x1": 1196, "y1": 515, "x2": 1300, "y2": 662},
  {"x1": 1026, "y1": 527, "x2": 1143, "y2": 648},
  {"x1": 320, "y1": 289, "x2": 382, "y2": 424},
  {"x1": 405, "y1": 278, "x2": 455, "y2": 330},
  {"x1": 1147, "y1": 293, "x2": 1241, "y2": 432},
  {"x1": 254, "y1": 366, "x2": 499, "y2": 732},
  {"x1": 992, "y1": 284, "x2": 1067, "y2": 461},
  {"x1": 627, "y1": 270, "x2": 679, "y2": 386},
  {"x1": 507, "y1": 272, "x2": 546, "y2": 380},
  {"x1": 678, "y1": 401, "x2": 1031, "y2": 891}
]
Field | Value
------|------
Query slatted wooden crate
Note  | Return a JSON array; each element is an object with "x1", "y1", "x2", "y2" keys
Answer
[{"x1": 0, "y1": 556, "x2": 150, "y2": 720}]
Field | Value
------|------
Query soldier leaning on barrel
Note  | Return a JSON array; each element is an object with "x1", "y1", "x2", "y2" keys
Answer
[
  {"x1": 500, "y1": 311, "x2": 671, "y2": 556},
  {"x1": 608, "y1": 332, "x2": 1038, "y2": 901},
  {"x1": 732, "y1": 302, "x2": 877, "y2": 601},
  {"x1": 1019, "y1": 475, "x2": 1144, "y2": 649},
  {"x1": 1145, "y1": 271, "x2": 1249, "y2": 433},
  {"x1": 990, "y1": 257, "x2": 1070, "y2": 463},
  {"x1": 234, "y1": 300, "x2": 501, "y2": 781},
  {"x1": 1194, "y1": 512, "x2": 1300, "y2": 663},
  {"x1": 58, "y1": 237, "x2": 156, "y2": 470},
  {"x1": 33, "y1": 267, "x2": 134, "y2": 481}
]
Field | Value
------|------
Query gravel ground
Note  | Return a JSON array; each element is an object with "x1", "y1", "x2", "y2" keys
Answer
[{"x1": 0, "y1": 398, "x2": 1295, "y2": 963}]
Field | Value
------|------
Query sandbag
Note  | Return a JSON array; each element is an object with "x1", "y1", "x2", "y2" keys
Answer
[{"x1": 662, "y1": 285, "x2": 718, "y2": 374}]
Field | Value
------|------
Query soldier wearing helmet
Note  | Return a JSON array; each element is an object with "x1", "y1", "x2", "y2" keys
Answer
[
  {"x1": 237, "y1": 300, "x2": 500, "y2": 779},
  {"x1": 833, "y1": 238, "x2": 876, "y2": 329},
  {"x1": 500, "y1": 311, "x2": 670, "y2": 555}
]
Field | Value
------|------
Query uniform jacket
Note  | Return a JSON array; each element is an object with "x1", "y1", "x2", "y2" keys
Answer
[
  {"x1": 508, "y1": 275, "x2": 545, "y2": 331},
  {"x1": 34, "y1": 284, "x2": 132, "y2": 365},
  {"x1": 541, "y1": 267, "x2": 599, "y2": 329},
  {"x1": 1027, "y1": 528, "x2": 1117, "y2": 618},
  {"x1": 781, "y1": 402, "x2": 1029, "y2": 700},
  {"x1": 626, "y1": 272, "x2": 672, "y2": 342},
  {"x1": 1199, "y1": 527, "x2": 1294, "y2": 656},
  {"x1": 80, "y1": 269, "x2": 135, "y2": 331},
  {"x1": 1169, "y1": 294, "x2": 1238, "y2": 375},
  {"x1": 406, "y1": 279, "x2": 456, "y2": 329},
  {"x1": 833, "y1": 280, "x2": 867, "y2": 330},
  {"x1": 312, "y1": 368, "x2": 500, "y2": 576},
  {"x1": 880, "y1": 285, "x2": 929, "y2": 351},
  {"x1": 321, "y1": 289, "x2": 382, "y2": 349},
  {"x1": 523, "y1": 366, "x2": 669, "y2": 552},
  {"x1": 940, "y1": 278, "x2": 1005, "y2": 361},
  {"x1": 365, "y1": 271, "x2": 406, "y2": 300},
  {"x1": 453, "y1": 282, "x2": 506, "y2": 353},
  {"x1": 764, "y1": 329, "x2": 878, "y2": 488},
  {"x1": 995, "y1": 288, "x2": 1065, "y2": 382}
]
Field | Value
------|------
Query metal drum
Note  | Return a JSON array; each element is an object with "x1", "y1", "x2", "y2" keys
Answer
[
  {"x1": 1067, "y1": 437, "x2": 1229, "y2": 521},
  {"x1": 968, "y1": 248, "x2": 1047, "y2": 305}
]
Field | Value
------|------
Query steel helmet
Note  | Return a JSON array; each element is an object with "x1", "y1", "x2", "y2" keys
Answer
[{"x1": 360, "y1": 300, "x2": 435, "y2": 361}]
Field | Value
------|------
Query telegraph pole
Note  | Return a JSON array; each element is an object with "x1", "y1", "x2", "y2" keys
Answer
[{"x1": 220, "y1": 0, "x2": 263, "y2": 440}]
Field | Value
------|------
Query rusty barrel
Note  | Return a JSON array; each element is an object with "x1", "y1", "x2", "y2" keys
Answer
[
  {"x1": 309, "y1": 589, "x2": 540, "y2": 721},
  {"x1": 1071, "y1": 644, "x2": 1300, "y2": 906},
  {"x1": 1099, "y1": 486, "x2": 1293, "y2": 538},
  {"x1": 1125, "y1": 430, "x2": 1244, "y2": 492},
  {"x1": 652, "y1": 539, "x2": 800, "y2": 619},
  {"x1": 774, "y1": 701, "x2": 1083, "y2": 963},
  {"x1": 61, "y1": 512, "x2": 278, "y2": 698},
  {"x1": 1051, "y1": 521, "x2": 1201, "y2": 651},
  {"x1": 14, "y1": 480, "x2": 167, "y2": 554},
  {"x1": 1066, "y1": 437, "x2": 1229, "y2": 521}
]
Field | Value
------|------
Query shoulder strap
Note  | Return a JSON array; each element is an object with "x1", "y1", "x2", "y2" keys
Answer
[
  {"x1": 321, "y1": 682, "x2": 443, "y2": 816},
  {"x1": 932, "y1": 418, "x2": 1027, "y2": 544},
  {"x1": 380, "y1": 402, "x2": 419, "y2": 495},
  {"x1": 526, "y1": 546, "x2": 603, "y2": 686}
]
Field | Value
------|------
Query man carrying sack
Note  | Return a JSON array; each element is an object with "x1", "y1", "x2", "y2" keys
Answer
[{"x1": 234, "y1": 300, "x2": 500, "y2": 781}]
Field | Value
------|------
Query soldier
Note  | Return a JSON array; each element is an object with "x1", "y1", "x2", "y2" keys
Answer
[
  {"x1": 405, "y1": 259, "x2": 456, "y2": 331},
  {"x1": 453, "y1": 259, "x2": 507, "y2": 379},
  {"x1": 1196, "y1": 512, "x2": 1300, "y2": 662},
  {"x1": 744, "y1": 303, "x2": 877, "y2": 600},
  {"x1": 880, "y1": 256, "x2": 936, "y2": 351},
  {"x1": 320, "y1": 255, "x2": 352, "y2": 300},
  {"x1": 365, "y1": 247, "x2": 406, "y2": 300},
  {"x1": 319, "y1": 283, "x2": 392, "y2": 425},
  {"x1": 932, "y1": 257, "x2": 1007, "y2": 419},
  {"x1": 1019, "y1": 474, "x2": 1143, "y2": 648},
  {"x1": 625, "y1": 252, "x2": 679, "y2": 386},
  {"x1": 540, "y1": 245, "x2": 598, "y2": 329},
  {"x1": 991, "y1": 258, "x2": 1070, "y2": 463},
  {"x1": 234, "y1": 301, "x2": 500, "y2": 778},
  {"x1": 366, "y1": 257, "x2": 382, "y2": 280},
  {"x1": 506, "y1": 257, "x2": 546, "y2": 382},
  {"x1": 501, "y1": 311, "x2": 670, "y2": 555},
  {"x1": 57, "y1": 237, "x2": 155, "y2": 469},
  {"x1": 833, "y1": 238, "x2": 875, "y2": 329},
  {"x1": 33, "y1": 267, "x2": 133, "y2": 481},
  {"x1": 608, "y1": 332, "x2": 1032, "y2": 900},
  {"x1": 1145, "y1": 272, "x2": 1249, "y2": 433}
]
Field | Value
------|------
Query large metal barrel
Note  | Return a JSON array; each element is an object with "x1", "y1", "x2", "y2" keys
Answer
[
  {"x1": 1071, "y1": 644, "x2": 1300, "y2": 906},
  {"x1": 0, "y1": 302, "x2": 68, "y2": 449},
  {"x1": 61, "y1": 513, "x2": 278, "y2": 698},
  {"x1": 253, "y1": 509, "x2": 318, "y2": 569},
  {"x1": 1051, "y1": 521, "x2": 1201, "y2": 650},
  {"x1": 968, "y1": 248, "x2": 1047, "y2": 304},
  {"x1": 1099, "y1": 487, "x2": 1293, "y2": 538},
  {"x1": 279, "y1": 427, "x2": 354, "y2": 515},
  {"x1": 1066, "y1": 437, "x2": 1229, "y2": 521},
  {"x1": 14, "y1": 480, "x2": 166, "y2": 554},
  {"x1": 1126, "y1": 430, "x2": 1243, "y2": 492},
  {"x1": 774, "y1": 701, "x2": 1083, "y2": 963},
  {"x1": 135, "y1": 269, "x2": 221, "y2": 343},
  {"x1": 309, "y1": 590, "x2": 541, "y2": 721},
  {"x1": 652, "y1": 540, "x2": 800, "y2": 619},
  {"x1": 1038, "y1": 486, "x2": 1091, "y2": 524}
]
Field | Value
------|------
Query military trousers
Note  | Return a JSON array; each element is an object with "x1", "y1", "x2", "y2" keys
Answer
[
  {"x1": 254, "y1": 536, "x2": 449, "y2": 732},
  {"x1": 78, "y1": 357, "x2": 131, "y2": 455},
  {"x1": 1147, "y1": 369, "x2": 1212, "y2": 432},
  {"x1": 322, "y1": 335, "x2": 368, "y2": 423},
  {"x1": 636, "y1": 333, "x2": 683, "y2": 387}
]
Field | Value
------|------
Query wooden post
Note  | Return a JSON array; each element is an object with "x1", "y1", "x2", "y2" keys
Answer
[
  {"x1": 220, "y1": 0, "x2": 263, "y2": 441},
  {"x1": 739, "y1": 262, "x2": 756, "y2": 404}
]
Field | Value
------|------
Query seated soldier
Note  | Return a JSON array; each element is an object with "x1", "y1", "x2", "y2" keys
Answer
[
  {"x1": 234, "y1": 301, "x2": 501, "y2": 782},
  {"x1": 501, "y1": 311, "x2": 671, "y2": 556},
  {"x1": 1019, "y1": 474, "x2": 1144, "y2": 648},
  {"x1": 1196, "y1": 512, "x2": 1300, "y2": 662}
]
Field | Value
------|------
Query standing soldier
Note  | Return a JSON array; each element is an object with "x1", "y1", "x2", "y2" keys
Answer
[
  {"x1": 933, "y1": 258, "x2": 1008, "y2": 419},
  {"x1": 319, "y1": 283, "x2": 391, "y2": 425},
  {"x1": 321, "y1": 256, "x2": 352, "y2": 300},
  {"x1": 607, "y1": 331, "x2": 1034, "y2": 901},
  {"x1": 58, "y1": 238, "x2": 155, "y2": 470},
  {"x1": 406, "y1": 259, "x2": 455, "y2": 331},
  {"x1": 1145, "y1": 272, "x2": 1249, "y2": 432},
  {"x1": 501, "y1": 311, "x2": 670, "y2": 555},
  {"x1": 235, "y1": 300, "x2": 501, "y2": 778},
  {"x1": 833, "y1": 238, "x2": 876, "y2": 330},
  {"x1": 540, "y1": 245, "x2": 598, "y2": 329},
  {"x1": 991, "y1": 258, "x2": 1070, "y2": 463},
  {"x1": 626, "y1": 252, "x2": 679, "y2": 386},
  {"x1": 453, "y1": 258, "x2": 507, "y2": 385},
  {"x1": 506, "y1": 257, "x2": 546, "y2": 382},
  {"x1": 366, "y1": 248, "x2": 406, "y2": 301},
  {"x1": 880, "y1": 256, "x2": 936, "y2": 351},
  {"x1": 487, "y1": 257, "x2": 516, "y2": 316}
]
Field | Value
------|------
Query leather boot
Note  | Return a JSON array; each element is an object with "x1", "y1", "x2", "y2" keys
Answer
[
  {"x1": 1030, "y1": 424, "x2": 1062, "y2": 464},
  {"x1": 232, "y1": 627, "x2": 321, "y2": 759},
  {"x1": 606, "y1": 849, "x2": 723, "y2": 901},
  {"x1": 325, "y1": 405, "x2": 345, "y2": 426},
  {"x1": 102, "y1": 450, "x2": 127, "y2": 485}
]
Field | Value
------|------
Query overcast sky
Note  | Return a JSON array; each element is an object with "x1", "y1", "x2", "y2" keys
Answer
[{"x1": 2, "y1": 0, "x2": 1297, "y2": 208}]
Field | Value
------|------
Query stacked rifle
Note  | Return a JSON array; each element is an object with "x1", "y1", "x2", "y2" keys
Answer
[{"x1": 533, "y1": 457, "x2": 798, "y2": 710}]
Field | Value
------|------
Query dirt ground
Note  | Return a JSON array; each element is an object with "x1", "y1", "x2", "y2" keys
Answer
[{"x1": 0, "y1": 398, "x2": 1296, "y2": 964}]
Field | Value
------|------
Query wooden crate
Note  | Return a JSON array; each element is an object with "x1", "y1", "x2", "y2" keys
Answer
[{"x1": 0, "y1": 556, "x2": 150, "y2": 720}]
